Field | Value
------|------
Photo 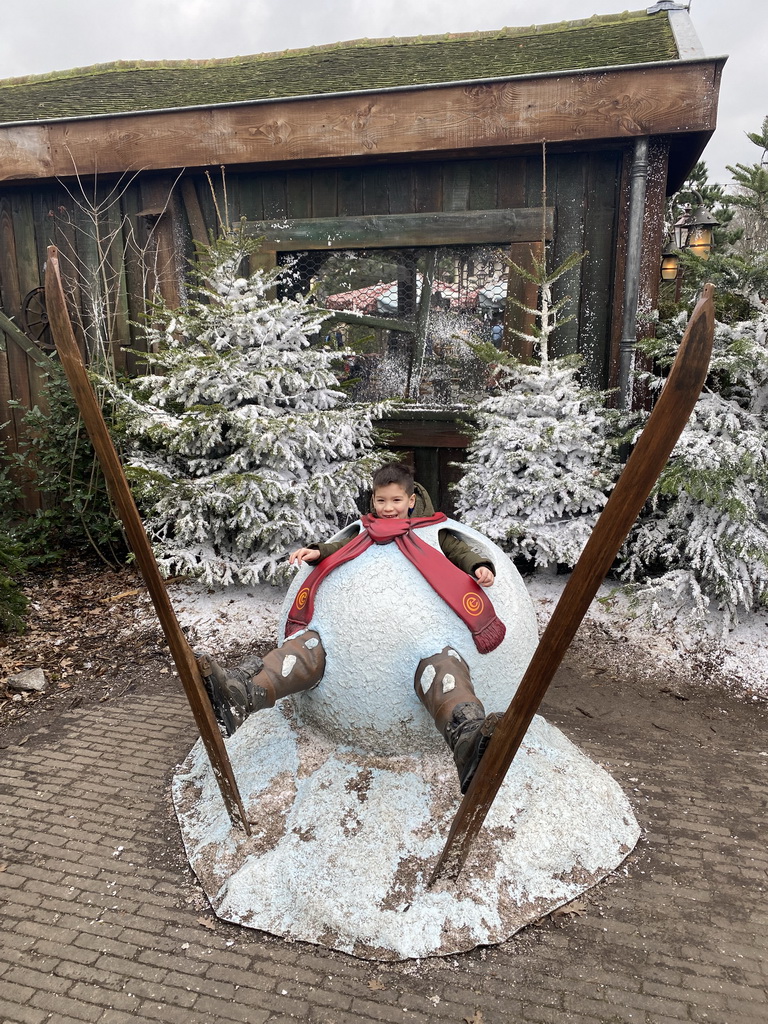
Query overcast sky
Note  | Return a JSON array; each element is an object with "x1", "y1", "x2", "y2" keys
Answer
[{"x1": 2, "y1": 0, "x2": 766, "y2": 188}]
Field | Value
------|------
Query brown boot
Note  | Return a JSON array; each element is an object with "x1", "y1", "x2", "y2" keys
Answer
[
  {"x1": 414, "y1": 647, "x2": 501, "y2": 793},
  {"x1": 197, "y1": 653, "x2": 259, "y2": 736},
  {"x1": 201, "y1": 631, "x2": 325, "y2": 735}
]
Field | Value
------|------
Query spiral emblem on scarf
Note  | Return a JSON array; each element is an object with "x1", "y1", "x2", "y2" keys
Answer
[
  {"x1": 462, "y1": 592, "x2": 484, "y2": 617},
  {"x1": 296, "y1": 587, "x2": 310, "y2": 611}
]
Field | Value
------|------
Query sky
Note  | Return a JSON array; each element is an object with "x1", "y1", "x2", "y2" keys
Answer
[{"x1": 1, "y1": 0, "x2": 766, "y2": 188}]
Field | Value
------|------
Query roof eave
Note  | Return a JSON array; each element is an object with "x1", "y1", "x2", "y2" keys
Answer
[{"x1": 0, "y1": 56, "x2": 726, "y2": 185}]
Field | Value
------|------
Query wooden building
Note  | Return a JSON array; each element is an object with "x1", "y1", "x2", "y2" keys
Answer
[{"x1": 0, "y1": 4, "x2": 724, "y2": 508}]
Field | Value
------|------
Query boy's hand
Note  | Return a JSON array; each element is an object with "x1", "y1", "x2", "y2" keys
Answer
[
  {"x1": 474, "y1": 566, "x2": 495, "y2": 588},
  {"x1": 289, "y1": 547, "x2": 321, "y2": 566}
]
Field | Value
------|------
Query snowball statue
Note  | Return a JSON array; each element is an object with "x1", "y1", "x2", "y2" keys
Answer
[
  {"x1": 282, "y1": 516, "x2": 538, "y2": 754},
  {"x1": 173, "y1": 469, "x2": 640, "y2": 960}
]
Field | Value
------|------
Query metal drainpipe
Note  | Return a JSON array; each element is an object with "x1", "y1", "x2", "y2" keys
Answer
[{"x1": 618, "y1": 136, "x2": 650, "y2": 410}]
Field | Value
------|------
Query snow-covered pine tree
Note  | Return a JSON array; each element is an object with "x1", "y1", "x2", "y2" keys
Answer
[
  {"x1": 502, "y1": 247, "x2": 585, "y2": 366},
  {"x1": 453, "y1": 353, "x2": 618, "y2": 568},
  {"x1": 106, "y1": 233, "x2": 387, "y2": 585},
  {"x1": 454, "y1": 244, "x2": 619, "y2": 568},
  {"x1": 620, "y1": 310, "x2": 768, "y2": 619}
]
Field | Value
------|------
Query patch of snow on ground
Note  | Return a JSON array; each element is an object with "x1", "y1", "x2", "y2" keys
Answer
[
  {"x1": 167, "y1": 580, "x2": 284, "y2": 648},
  {"x1": 164, "y1": 572, "x2": 768, "y2": 699},
  {"x1": 527, "y1": 574, "x2": 768, "y2": 699}
]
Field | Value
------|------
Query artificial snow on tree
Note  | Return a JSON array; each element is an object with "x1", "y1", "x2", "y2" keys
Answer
[
  {"x1": 634, "y1": 126, "x2": 768, "y2": 623},
  {"x1": 107, "y1": 234, "x2": 387, "y2": 585},
  {"x1": 454, "y1": 240, "x2": 619, "y2": 569},
  {"x1": 453, "y1": 354, "x2": 618, "y2": 568},
  {"x1": 620, "y1": 311, "x2": 768, "y2": 620}
]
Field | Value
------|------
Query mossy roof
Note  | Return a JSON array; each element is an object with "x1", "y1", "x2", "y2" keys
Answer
[{"x1": 0, "y1": 9, "x2": 680, "y2": 125}]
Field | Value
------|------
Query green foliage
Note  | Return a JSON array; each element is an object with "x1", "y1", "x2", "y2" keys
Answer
[
  {"x1": 455, "y1": 352, "x2": 621, "y2": 569},
  {"x1": 726, "y1": 121, "x2": 768, "y2": 257},
  {"x1": 0, "y1": 532, "x2": 28, "y2": 635},
  {"x1": 9, "y1": 365, "x2": 125, "y2": 566},
  {"x1": 745, "y1": 116, "x2": 768, "y2": 152},
  {"x1": 728, "y1": 161, "x2": 768, "y2": 216},
  {"x1": 624, "y1": 312, "x2": 768, "y2": 618},
  {"x1": 662, "y1": 127, "x2": 768, "y2": 317},
  {"x1": 0, "y1": 461, "x2": 28, "y2": 634}
]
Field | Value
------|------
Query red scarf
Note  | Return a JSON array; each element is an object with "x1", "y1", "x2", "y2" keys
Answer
[{"x1": 285, "y1": 513, "x2": 506, "y2": 654}]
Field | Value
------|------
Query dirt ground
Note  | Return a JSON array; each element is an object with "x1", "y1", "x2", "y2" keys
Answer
[{"x1": 0, "y1": 559, "x2": 273, "y2": 749}]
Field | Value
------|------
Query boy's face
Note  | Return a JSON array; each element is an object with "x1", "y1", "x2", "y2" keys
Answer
[{"x1": 373, "y1": 483, "x2": 416, "y2": 519}]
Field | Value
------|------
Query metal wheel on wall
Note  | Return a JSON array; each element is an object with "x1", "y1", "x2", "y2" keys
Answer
[{"x1": 21, "y1": 287, "x2": 54, "y2": 351}]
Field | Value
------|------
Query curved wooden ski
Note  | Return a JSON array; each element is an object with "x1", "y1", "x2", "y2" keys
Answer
[
  {"x1": 44, "y1": 245, "x2": 251, "y2": 836},
  {"x1": 431, "y1": 284, "x2": 715, "y2": 884}
]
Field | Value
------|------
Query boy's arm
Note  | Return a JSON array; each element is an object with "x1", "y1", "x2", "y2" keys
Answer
[
  {"x1": 311, "y1": 536, "x2": 355, "y2": 561},
  {"x1": 292, "y1": 532, "x2": 357, "y2": 564},
  {"x1": 439, "y1": 530, "x2": 495, "y2": 580}
]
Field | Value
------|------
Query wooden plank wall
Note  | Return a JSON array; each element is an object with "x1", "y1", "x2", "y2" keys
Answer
[
  {"x1": 548, "y1": 150, "x2": 623, "y2": 386},
  {"x1": 0, "y1": 148, "x2": 625, "y2": 504}
]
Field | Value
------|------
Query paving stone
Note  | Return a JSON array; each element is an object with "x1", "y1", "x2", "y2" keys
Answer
[
  {"x1": 0, "y1": 1004, "x2": 49, "y2": 1024},
  {"x1": 136, "y1": 949, "x2": 211, "y2": 975},
  {"x1": 74, "y1": 932, "x2": 141, "y2": 960},
  {"x1": 192, "y1": 993, "x2": 272, "y2": 1022},
  {"x1": 1, "y1": 664, "x2": 766, "y2": 1024},
  {"x1": 29, "y1": 988, "x2": 103, "y2": 1021},
  {"x1": 0, "y1": 977, "x2": 36, "y2": 1007},
  {"x1": 520, "y1": 1004, "x2": 574, "y2": 1024},
  {"x1": 134, "y1": 1004, "x2": 229, "y2": 1024}
]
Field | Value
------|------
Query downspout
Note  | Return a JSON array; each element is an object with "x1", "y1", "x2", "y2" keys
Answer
[{"x1": 618, "y1": 136, "x2": 650, "y2": 409}]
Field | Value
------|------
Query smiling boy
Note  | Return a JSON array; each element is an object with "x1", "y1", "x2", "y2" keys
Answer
[
  {"x1": 290, "y1": 463, "x2": 495, "y2": 588},
  {"x1": 204, "y1": 462, "x2": 504, "y2": 792}
]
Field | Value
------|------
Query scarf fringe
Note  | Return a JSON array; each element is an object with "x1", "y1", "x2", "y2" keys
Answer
[{"x1": 473, "y1": 617, "x2": 506, "y2": 654}]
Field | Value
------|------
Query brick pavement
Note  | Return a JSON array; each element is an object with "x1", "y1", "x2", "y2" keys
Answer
[{"x1": 1, "y1": 664, "x2": 767, "y2": 1024}]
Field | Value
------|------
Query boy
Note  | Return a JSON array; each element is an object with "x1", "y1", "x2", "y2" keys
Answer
[{"x1": 204, "y1": 463, "x2": 504, "y2": 792}]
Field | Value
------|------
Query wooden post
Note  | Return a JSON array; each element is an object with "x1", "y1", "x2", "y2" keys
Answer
[
  {"x1": 44, "y1": 245, "x2": 251, "y2": 836},
  {"x1": 430, "y1": 285, "x2": 716, "y2": 884}
]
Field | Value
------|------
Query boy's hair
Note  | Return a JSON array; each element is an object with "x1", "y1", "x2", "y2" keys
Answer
[{"x1": 372, "y1": 462, "x2": 415, "y2": 495}]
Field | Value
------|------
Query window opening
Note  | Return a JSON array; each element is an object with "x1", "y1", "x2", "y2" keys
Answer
[{"x1": 279, "y1": 245, "x2": 513, "y2": 405}]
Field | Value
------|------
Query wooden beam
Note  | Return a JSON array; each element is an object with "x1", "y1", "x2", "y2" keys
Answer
[
  {"x1": 0, "y1": 195, "x2": 42, "y2": 508},
  {"x1": 245, "y1": 207, "x2": 552, "y2": 250},
  {"x1": 0, "y1": 61, "x2": 724, "y2": 183},
  {"x1": 378, "y1": 414, "x2": 471, "y2": 449},
  {"x1": 0, "y1": 309, "x2": 55, "y2": 368},
  {"x1": 139, "y1": 176, "x2": 183, "y2": 307},
  {"x1": 180, "y1": 177, "x2": 210, "y2": 246},
  {"x1": 325, "y1": 310, "x2": 416, "y2": 333}
]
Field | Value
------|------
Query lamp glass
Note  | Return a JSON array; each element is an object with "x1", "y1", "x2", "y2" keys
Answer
[
  {"x1": 660, "y1": 253, "x2": 680, "y2": 281},
  {"x1": 687, "y1": 226, "x2": 713, "y2": 260}
]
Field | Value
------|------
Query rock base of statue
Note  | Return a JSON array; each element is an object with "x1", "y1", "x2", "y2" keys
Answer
[{"x1": 173, "y1": 705, "x2": 639, "y2": 960}]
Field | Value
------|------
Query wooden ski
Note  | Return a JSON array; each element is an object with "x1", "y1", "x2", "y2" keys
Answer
[
  {"x1": 431, "y1": 284, "x2": 715, "y2": 884},
  {"x1": 44, "y1": 245, "x2": 251, "y2": 836}
]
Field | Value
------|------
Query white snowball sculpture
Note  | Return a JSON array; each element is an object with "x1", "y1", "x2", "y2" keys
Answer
[
  {"x1": 283, "y1": 519, "x2": 539, "y2": 752},
  {"x1": 173, "y1": 520, "x2": 640, "y2": 959}
]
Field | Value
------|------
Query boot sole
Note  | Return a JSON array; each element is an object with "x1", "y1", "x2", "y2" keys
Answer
[
  {"x1": 202, "y1": 671, "x2": 248, "y2": 737},
  {"x1": 458, "y1": 712, "x2": 502, "y2": 794}
]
